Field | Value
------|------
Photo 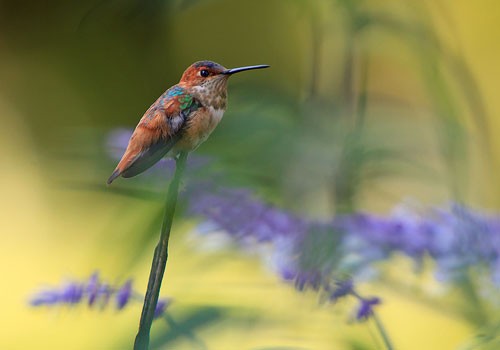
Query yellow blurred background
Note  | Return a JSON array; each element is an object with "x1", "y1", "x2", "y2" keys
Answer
[{"x1": 1, "y1": 0, "x2": 499, "y2": 349}]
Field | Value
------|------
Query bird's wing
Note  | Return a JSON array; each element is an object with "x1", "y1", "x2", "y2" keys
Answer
[{"x1": 107, "y1": 87, "x2": 200, "y2": 184}]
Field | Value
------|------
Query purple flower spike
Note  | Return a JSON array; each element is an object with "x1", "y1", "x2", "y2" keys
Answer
[
  {"x1": 356, "y1": 297, "x2": 381, "y2": 321},
  {"x1": 86, "y1": 272, "x2": 100, "y2": 306},
  {"x1": 330, "y1": 280, "x2": 354, "y2": 302},
  {"x1": 60, "y1": 282, "x2": 84, "y2": 304},
  {"x1": 30, "y1": 273, "x2": 171, "y2": 319},
  {"x1": 115, "y1": 280, "x2": 133, "y2": 310},
  {"x1": 154, "y1": 298, "x2": 172, "y2": 319},
  {"x1": 29, "y1": 290, "x2": 62, "y2": 306}
]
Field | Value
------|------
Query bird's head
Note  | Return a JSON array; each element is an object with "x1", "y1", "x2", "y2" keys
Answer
[{"x1": 179, "y1": 60, "x2": 269, "y2": 94}]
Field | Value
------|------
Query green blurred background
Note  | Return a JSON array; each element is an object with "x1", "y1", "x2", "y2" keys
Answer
[{"x1": 1, "y1": 0, "x2": 499, "y2": 349}]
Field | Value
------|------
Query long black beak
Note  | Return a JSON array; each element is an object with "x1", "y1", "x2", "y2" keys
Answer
[{"x1": 222, "y1": 64, "x2": 270, "y2": 75}]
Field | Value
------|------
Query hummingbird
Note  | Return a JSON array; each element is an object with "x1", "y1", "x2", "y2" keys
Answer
[{"x1": 107, "y1": 60, "x2": 269, "y2": 185}]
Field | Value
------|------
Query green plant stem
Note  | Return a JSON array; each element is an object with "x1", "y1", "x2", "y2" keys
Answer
[
  {"x1": 372, "y1": 312, "x2": 394, "y2": 350},
  {"x1": 134, "y1": 151, "x2": 188, "y2": 350},
  {"x1": 352, "y1": 290, "x2": 394, "y2": 350}
]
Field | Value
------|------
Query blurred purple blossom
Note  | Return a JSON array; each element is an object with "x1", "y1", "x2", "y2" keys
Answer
[
  {"x1": 185, "y1": 185, "x2": 383, "y2": 320},
  {"x1": 154, "y1": 299, "x2": 169, "y2": 318},
  {"x1": 187, "y1": 186, "x2": 307, "y2": 243},
  {"x1": 335, "y1": 203, "x2": 500, "y2": 285},
  {"x1": 184, "y1": 184, "x2": 500, "y2": 319},
  {"x1": 29, "y1": 272, "x2": 171, "y2": 319},
  {"x1": 356, "y1": 297, "x2": 381, "y2": 321},
  {"x1": 115, "y1": 279, "x2": 133, "y2": 310},
  {"x1": 330, "y1": 279, "x2": 354, "y2": 302}
]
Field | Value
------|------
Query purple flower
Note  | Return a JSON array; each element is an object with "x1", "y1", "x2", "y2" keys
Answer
[
  {"x1": 59, "y1": 282, "x2": 84, "y2": 304},
  {"x1": 29, "y1": 272, "x2": 170, "y2": 319},
  {"x1": 186, "y1": 188, "x2": 500, "y2": 318},
  {"x1": 30, "y1": 282, "x2": 84, "y2": 306},
  {"x1": 332, "y1": 202, "x2": 500, "y2": 285},
  {"x1": 154, "y1": 298, "x2": 172, "y2": 319},
  {"x1": 188, "y1": 186, "x2": 307, "y2": 243},
  {"x1": 30, "y1": 290, "x2": 62, "y2": 306},
  {"x1": 268, "y1": 236, "x2": 300, "y2": 281},
  {"x1": 330, "y1": 280, "x2": 354, "y2": 302},
  {"x1": 186, "y1": 183, "x2": 383, "y2": 317},
  {"x1": 86, "y1": 272, "x2": 101, "y2": 306},
  {"x1": 356, "y1": 297, "x2": 381, "y2": 321},
  {"x1": 294, "y1": 270, "x2": 324, "y2": 291},
  {"x1": 115, "y1": 280, "x2": 133, "y2": 310}
]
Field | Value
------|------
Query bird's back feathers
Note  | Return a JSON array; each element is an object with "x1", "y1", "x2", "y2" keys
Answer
[{"x1": 107, "y1": 85, "x2": 200, "y2": 184}]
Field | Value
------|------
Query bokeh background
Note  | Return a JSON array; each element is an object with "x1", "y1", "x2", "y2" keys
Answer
[{"x1": 1, "y1": 0, "x2": 500, "y2": 349}]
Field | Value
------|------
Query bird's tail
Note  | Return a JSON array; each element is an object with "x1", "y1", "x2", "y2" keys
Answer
[{"x1": 107, "y1": 169, "x2": 121, "y2": 185}]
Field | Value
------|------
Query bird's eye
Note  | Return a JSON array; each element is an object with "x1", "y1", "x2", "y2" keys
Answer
[{"x1": 200, "y1": 69, "x2": 209, "y2": 77}]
